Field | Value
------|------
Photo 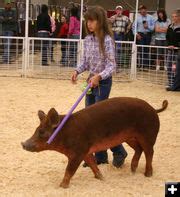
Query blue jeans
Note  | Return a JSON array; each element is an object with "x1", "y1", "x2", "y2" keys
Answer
[
  {"x1": 85, "y1": 77, "x2": 127, "y2": 162},
  {"x1": 2, "y1": 31, "x2": 14, "y2": 63},
  {"x1": 69, "y1": 34, "x2": 79, "y2": 67},
  {"x1": 38, "y1": 32, "x2": 50, "y2": 65},
  {"x1": 137, "y1": 33, "x2": 152, "y2": 66},
  {"x1": 167, "y1": 50, "x2": 176, "y2": 87},
  {"x1": 171, "y1": 51, "x2": 180, "y2": 91}
]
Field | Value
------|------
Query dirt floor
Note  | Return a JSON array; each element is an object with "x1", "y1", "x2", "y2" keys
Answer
[{"x1": 0, "y1": 77, "x2": 179, "y2": 197}]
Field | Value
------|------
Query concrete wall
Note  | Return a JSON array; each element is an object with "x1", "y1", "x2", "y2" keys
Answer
[{"x1": 165, "y1": 0, "x2": 180, "y2": 17}]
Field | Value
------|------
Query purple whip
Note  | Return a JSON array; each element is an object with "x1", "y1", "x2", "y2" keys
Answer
[{"x1": 47, "y1": 83, "x2": 91, "y2": 144}]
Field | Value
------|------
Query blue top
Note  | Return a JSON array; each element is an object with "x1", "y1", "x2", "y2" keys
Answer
[
  {"x1": 132, "y1": 14, "x2": 155, "y2": 34},
  {"x1": 155, "y1": 19, "x2": 171, "y2": 40}
]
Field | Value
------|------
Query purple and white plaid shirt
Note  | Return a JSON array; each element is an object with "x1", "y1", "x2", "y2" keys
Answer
[{"x1": 76, "y1": 34, "x2": 116, "y2": 80}]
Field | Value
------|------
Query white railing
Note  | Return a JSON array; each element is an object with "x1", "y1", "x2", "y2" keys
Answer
[
  {"x1": 0, "y1": 36, "x2": 25, "y2": 77},
  {"x1": 0, "y1": 36, "x2": 178, "y2": 87}
]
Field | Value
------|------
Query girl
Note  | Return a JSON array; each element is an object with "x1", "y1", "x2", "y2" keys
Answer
[
  {"x1": 71, "y1": 6, "x2": 127, "y2": 168},
  {"x1": 155, "y1": 9, "x2": 171, "y2": 70}
]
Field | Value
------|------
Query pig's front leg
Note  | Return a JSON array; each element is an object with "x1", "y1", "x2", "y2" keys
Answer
[
  {"x1": 84, "y1": 154, "x2": 104, "y2": 180},
  {"x1": 60, "y1": 156, "x2": 83, "y2": 188}
]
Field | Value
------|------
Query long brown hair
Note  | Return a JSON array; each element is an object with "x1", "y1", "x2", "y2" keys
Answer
[{"x1": 84, "y1": 6, "x2": 113, "y2": 57}]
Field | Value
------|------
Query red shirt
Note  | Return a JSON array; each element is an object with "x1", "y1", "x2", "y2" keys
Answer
[{"x1": 58, "y1": 23, "x2": 69, "y2": 38}]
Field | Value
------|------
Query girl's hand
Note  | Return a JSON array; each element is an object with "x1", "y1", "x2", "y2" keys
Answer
[
  {"x1": 71, "y1": 71, "x2": 78, "y2": 84},
  {"x1": 89, "y1": 75, "x2": 101, "y2": 88}
]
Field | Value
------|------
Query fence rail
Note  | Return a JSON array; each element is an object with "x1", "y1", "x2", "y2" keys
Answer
[{"x1": 0, "y1": 36, "x2": 178, "y2": 87}]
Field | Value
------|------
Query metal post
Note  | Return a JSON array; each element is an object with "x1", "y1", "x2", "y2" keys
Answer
[
  {"x1": 130, "y1": 0, "x2": 139, "y2": 80},
  {"x1": 78, "y1": 0, "x2": 84, "y2": 65},
  {"x1": 133, "y1": 0, "x2": 139, "y2": 44},
  {"x1": 24, "y1": 0, "x2": 30, "y2": 77}
]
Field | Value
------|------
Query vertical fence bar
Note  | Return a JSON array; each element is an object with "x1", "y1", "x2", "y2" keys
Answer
[
  {"x1": 24, "y1": 0, "x2": 30, "y2": 77},
  {"x1": 130, "y1": 0, "x2": 139, "y2": 79}
]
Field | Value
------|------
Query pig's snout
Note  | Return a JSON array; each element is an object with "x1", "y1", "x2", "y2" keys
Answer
[{"x1": 21, "y1": 141, "x2": 36, "y2": 152}]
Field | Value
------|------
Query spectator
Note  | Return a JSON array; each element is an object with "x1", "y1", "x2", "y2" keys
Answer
[
  {"x1": 37, "y1": 4, "x2": 51, "y2": 66},
  {"x1": 68, "y1": 6, "x2": 80, "y2": 67},
  {"x1": 58, "y1": 15, "x2": 69, "y2": 66},
  {"x1": 133, "y1": 5, "x2": 155, "y2": 67},
  {"x1": 0, "y1": 2, "x2": 17, "y2": 64},
  {"x1": 166, "y1": 9, "x2": 180, "y2": 91},
  {"x1": 155, "y1": 9, "x2": 171, "y2": 70},
  {"x1": 110, "y1": 5, "x2": 131, "y2": 41}
]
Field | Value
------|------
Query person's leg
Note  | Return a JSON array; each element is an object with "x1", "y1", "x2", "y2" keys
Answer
[
  {"x1": 49, "y1": 39, "x2": 54, "y2": 62},
  {"x1": 93, "y1": 78, "x2": 112, "y2": 164},
  {"x1": 171, "y1": 52, "x2": 180, "y2": 91},
  {"x1": 143, "y1": 34, "x2": 151, "y2": 67},
  {"x1": 40, "y1": 32, "x2": 49, "y2": 65},
  {"x1": 166, "y1": 50, "x2": 175, "y2": 87},
  {"x1": 3, "y1": 31, "x2": 13, "y2": 63},
  {"x1": 3, "y1": 31, "x2": 8, "y2": 63},
  {"x1": 93, "y1": 79, "x2": 128, "y2": 167},
  {"x1": 61, "y1": 41, "x2": 66, "y2": 64},
  {"x1": 110, "y1": 145, "x2": 128, "y2": 168},
  {"x1": 137, "y1": 34, "x2": 145, "y2": 67},
  {"x1": 114, "y1": 32, "x2": 121, "y2": 69},
  {"x1": 82, "y1": 91, "x2": 96, "y2": 167}
]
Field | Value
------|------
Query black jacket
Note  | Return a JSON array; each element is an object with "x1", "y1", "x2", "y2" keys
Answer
[
  {"x1": 37, "y1": 13, "x2": 51, "y2": 33},
  {"x1": 166, "y1": 24, "x2": 180, "y2": 47},
  {"x1": 0, "y1": 8, "x2": 17, "y2": 32}
]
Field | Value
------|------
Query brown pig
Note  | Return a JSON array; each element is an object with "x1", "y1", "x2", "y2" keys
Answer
[{"x1": 21, "y1": 97, "x2": 168, "y2": 188}]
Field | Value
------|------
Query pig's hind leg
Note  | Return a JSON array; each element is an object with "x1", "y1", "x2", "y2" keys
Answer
[
  {"x1": 60, "y1": 154, "x2": 85, "y2": 188},
  {"x1": 126, "y1": 139, "x2": 143, "y2": 173},
  {"x1": 84, "y1": 154, "x2": 104, "y2": 180},
  {"x1": 143, "y1": 146, "x2": 154, "y2": 177}
]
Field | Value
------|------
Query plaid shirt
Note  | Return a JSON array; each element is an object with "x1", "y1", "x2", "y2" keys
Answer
[
  {"x1": 111, "y1": 14, "x2": 131, "y2": 33},
  {"x1": 76, "y1": 34, "x2": 116, "y2": 80}
]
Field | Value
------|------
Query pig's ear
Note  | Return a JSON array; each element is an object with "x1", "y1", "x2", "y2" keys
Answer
[
  {"x1": 38, "y1": 110, "x2": 46, "y2": 122},
  {"x1": 47, "y1": 108, "x2": 59, "y2": 128}
]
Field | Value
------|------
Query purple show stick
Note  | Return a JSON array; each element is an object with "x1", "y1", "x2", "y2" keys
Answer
[{"x1": 47, "y1": 83, "x2": 92, "y2": 144}]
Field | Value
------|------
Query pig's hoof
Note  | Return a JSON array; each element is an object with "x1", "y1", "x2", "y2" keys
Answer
[
  {"x1": 95, "y1": 172, "x2": 104, "y2": 180},
  {"x1": 144, "y1": 171, "x2": 153, "y2": 177},
  {"x1": 60, "y1": 182, "x2": 69, "y2": 188},
  {"x1": 131, "y1": 166, "x2": 137, "y2": 173}
]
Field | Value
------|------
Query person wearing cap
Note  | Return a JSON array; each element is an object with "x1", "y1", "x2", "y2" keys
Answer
[
  {"x1": 132, "y1": 5, "x2": 155, "y2": 67},
  {"x1": 110, "y1": 5, "x2": 131, "y2": 41},
  {"x1": 0, "y1": 2, "x2": 17, "y2": 64}
]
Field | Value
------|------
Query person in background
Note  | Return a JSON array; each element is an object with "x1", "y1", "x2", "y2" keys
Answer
[
  {"x1": 71, "y1": 6, "x2": 127, "y2": 168},
  {"x1": 58, "y1": 15, "x2": 69, "y2": 66},
  {"x1": 109, "y1": 5, "x2": 131, "y2": 67},
  {"x1": 133, "y1": 5, "x2": 155, "y2": 67},
  {"x1": 68, "y1": 6, "x2": 80, "y2": 67},
  {"x1": 110, "y1": 5, "x2": 131, "y2": 41},
  {"x1": 154, "y1": 9, "x2": 171, "y2": 71},
  {"x1": 166, "y1": 9, "x2": 180, "y2": 91},
  {"x1": 0, "y1": 2, "x2": 17, "y2": 64},
  {"x1": 37, "y1": 4, "x2": 51, "y2": 66}
]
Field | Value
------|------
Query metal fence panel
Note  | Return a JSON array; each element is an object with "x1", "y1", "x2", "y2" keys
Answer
[
  {"x1": 0, "y1": 36, "x2": 24, "y2": 77},
  {"x1": 136, "y1": 45, "x2": 178, "y2": 87},
  {"x1": 0, "y1": 36, "x2": 179, "y2": 88}
]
